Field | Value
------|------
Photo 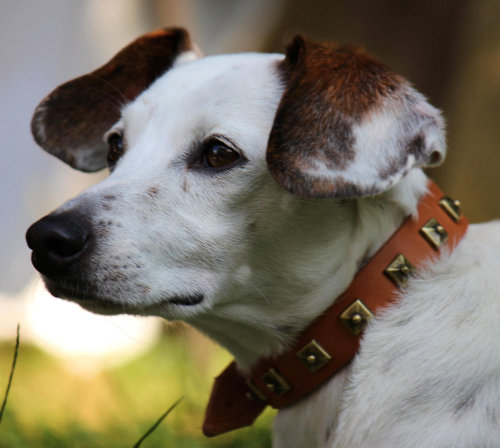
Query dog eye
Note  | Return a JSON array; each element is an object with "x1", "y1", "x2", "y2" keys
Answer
[
  {"x1": 203, "y1": 140, "x2": 241, "y2": 169},
  {"x1": 107, "y1": 132, "x2": 124, "y2": 168}
]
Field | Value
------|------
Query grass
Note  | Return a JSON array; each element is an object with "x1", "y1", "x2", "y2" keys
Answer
[
  {"x1": 0, "y1": 324, "x2": 19, "y2": 425},
  {"x1": 0, "y1": 324, "x2": 273, "y2": 447}
]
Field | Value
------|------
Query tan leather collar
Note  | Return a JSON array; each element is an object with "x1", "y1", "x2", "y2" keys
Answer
[{"x1": 202, "y1": 181, "x2": 469, "y2": 437}]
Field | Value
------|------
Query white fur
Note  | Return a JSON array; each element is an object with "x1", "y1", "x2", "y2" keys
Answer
[
  {"x1": 275, "y1": 222, "x2": 500, "y2": 447},
  {"x1": 38, "y1": 51, "x2": 500, "y2": 446},
  {"x1": 305, "y1": 87, "x2": 445, "y2": 196}
]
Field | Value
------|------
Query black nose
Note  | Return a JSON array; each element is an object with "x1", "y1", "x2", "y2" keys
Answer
[{"x1": 26, "y1": 212, "x2": 90, "y2": 277}]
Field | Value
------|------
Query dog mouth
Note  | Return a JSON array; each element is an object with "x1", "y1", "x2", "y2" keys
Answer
[
  {"x1": 166, "y1": 295, "x2": 204, "y2": 306},
  {"x1": 42, "y1": 277, "x2": 204, "y2": 314}
]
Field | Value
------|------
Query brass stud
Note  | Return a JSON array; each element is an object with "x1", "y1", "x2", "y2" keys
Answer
[
  {"x1": 245, "y1": 379, "x2": 268, "y2": 402},
  {"x1": 306, "y1": 354, "x2": 317, "y2": 364},
  {"x1": 340, "y1": 299, "x2": 373, "y2": 335},
  {"x1": 420, "y1": 218, "x2": 448, "y2": 250},
  {"x1": 261, "y1": 368, "x2": 291, "y2": 396},
  {"x1": 351, "y1": 313, "x2": 363, "y2": 325},
  {"x1": 384, "y1": 254, "x2": 416, "y2": 288},
  {"x1": 296, "y1": 339, "x2": 332, "y2": 372},
  {"x1": 439, "y1": 196, "x2": 463, "y2": 222}
]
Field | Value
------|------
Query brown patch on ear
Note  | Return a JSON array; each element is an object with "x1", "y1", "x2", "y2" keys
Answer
[
  {"x1": 267, "y1": 36, "x2": 404, "y2": 198},
  {"x1": 407, "y1": 134, "x2": 426, "y2": 157},
  {"x1": 31, "y1": 27, "x2": 192, "y2": 172}
]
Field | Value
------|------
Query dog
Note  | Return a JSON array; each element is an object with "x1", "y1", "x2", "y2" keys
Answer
[{"x1": 26, "y1": 28, "x2": 500, "y2": 447}]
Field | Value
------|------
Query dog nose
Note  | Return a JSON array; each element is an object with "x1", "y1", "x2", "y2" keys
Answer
[{"x1": 26, "y1": 212, "x2": 90, "y2": 276}]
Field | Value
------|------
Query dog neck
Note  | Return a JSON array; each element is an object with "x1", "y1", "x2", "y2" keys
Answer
[
  {"x1": 188, "y1": 170, "x2": 428, "y2": 370},
  {"x1": 202, "y1": 176, "x2": 468, "y2": 436}
]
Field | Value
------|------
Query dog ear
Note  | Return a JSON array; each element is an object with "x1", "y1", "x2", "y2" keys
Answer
[
  {"x1": 266, "y1": 36, "x2": 445, "y2": 198},
  {"x1": 31, "y1": 27, "x2": 196, "y2": 172}
]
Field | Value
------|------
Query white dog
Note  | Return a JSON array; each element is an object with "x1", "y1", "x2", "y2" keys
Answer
[{"x1": 26, "y1": 28, "x2": 500, "y2": 447}]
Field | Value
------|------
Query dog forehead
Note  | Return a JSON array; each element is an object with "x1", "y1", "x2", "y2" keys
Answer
[
  {"x1": 121, "y1": 52, "x2": 285, "y2": 141},
  {"x1": 151, "y1": 51, "x2": 284, "y2": 100}
]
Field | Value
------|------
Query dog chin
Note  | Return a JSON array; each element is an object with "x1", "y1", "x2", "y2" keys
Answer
[
  {"x1": 41, "y1": 276, "x2": 204, "y2": 316},
  {"x1": 41, "y1": 277, "x2": 125, "y2": 315}
]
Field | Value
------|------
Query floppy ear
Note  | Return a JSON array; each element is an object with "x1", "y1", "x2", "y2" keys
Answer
[
  {"x1": 266, "y1": 36, "x2": 445, "y2": 198},
  {"x1": 31, "y1": 27, "x2": 195, "y2": 172}
]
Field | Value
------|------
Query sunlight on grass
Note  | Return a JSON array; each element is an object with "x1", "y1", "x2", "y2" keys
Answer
[{"x1": 0, "y1": 324, "x2": 273, "y2": 447}]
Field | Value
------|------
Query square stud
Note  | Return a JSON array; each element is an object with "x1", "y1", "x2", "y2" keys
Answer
[
  {"x1": 296, "y1": 339, "x2": 332, "y2": 372},
  {"x1": 245, "y1": 379, "x2": 268, "y2": 402},
  {"x1": 261, "y1": 368, "x2": 291, "y2": 396},
  {"x1": 439, "y1": 197, "x2": 463, "y2": 222},
  {"x1": 340, "y1": 299, "x2": 373, "y2": 335},
  {"x1": 384, "y1": 253, "x2": 416, "y2": 288},
  {"x1": 420, "y1": 218, "x2": 448, "y2": 250}
]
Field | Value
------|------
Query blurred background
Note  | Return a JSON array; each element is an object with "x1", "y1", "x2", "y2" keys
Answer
[{"x1": 1, "y1": 0, "x2": 499, "y2": 446}]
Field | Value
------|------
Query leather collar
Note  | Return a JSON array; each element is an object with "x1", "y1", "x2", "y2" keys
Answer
[{"x1": 202, "y1": 180, "x2": 469, "y2": 437}]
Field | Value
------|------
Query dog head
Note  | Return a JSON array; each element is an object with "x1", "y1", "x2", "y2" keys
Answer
[{"x1": 26, "y1": 28, "x2": 444, "y2": 360}]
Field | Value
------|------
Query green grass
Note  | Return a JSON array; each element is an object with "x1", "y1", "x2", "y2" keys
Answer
[{"x1": 0, "y1": 325, "x2": 273, "y2": 447}]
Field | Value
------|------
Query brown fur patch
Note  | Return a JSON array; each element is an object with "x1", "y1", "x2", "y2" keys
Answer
[
  {"x1": 31, "y1": 28, "x2": 192, "y2": 172},
  {"x1": 407, "y1": 134, "x2": 426, "y2": 157},
  {"x1": 147, "y1": 186, "x2": 160, "y2": 197},
  {"x1": 267, "y1": 36, "x2": 405, "y2": 198},
  {"x1": 137, "y1": 284, "x2": 151, "y2": 295}
]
